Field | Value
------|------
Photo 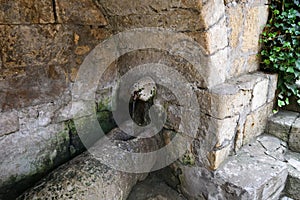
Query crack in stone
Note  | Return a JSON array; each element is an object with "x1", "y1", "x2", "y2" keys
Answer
[{"x1": 52, "y1": 0, "x2": 58, "y2": 23}]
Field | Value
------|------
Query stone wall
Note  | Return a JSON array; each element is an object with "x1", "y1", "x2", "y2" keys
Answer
[{"x1": 0, "y1": 0, "x2": 274, "y2": 198}]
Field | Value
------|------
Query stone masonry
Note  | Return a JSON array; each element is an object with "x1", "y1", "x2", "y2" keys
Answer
[{"x1": 0, "y1": 0, "x2": 276, "y2": 199}]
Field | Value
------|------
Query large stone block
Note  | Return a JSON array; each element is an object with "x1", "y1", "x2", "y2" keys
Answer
[
  {"x1": 197, "y1": 81, "x2": 252, "y2": 119},
  {"x1": 267, "y1": 111, "x2": 299, "y2": 142},
  {"x1": 193, "y1": 113, "x2": 239, "y2": 170},
  {"x1": 56, "y1": 0, "x2": 107, "y2": 25},
  {"x1": 218, "y1": 136, "x2": 288, "y2": 200},
  {"x1": 0, "y1": 25, "x2": 73, "y2": 68},
  {"x1": 178, "y1": 136, "x2": 288, "y2": 200},
  {"x1": 289, "y1": 117, "x2": 300, "y2": 152},
  {"x1": 226, "y1": 3, "x2": 244, "y2": 48},
  {"x1": 97, "y1": 0, "x2": 201, "y2": 16},
  {"x1": 200, "y1": 0, "x2": 225, "y2": 28},
  {"x1": 203, "y1": 17, "x2": 228, "y2": 54},
  {"x1": 109, "y1": 9, "x2": 203, "y2": 32},
  {"x1": 0, "y1": 110, "x2": 19, "y2": 137},
  {"x1": 0, "y1": 0, "x2": 55, "y2": 24},
  {"x1": 243, "y1": 102, "x2": 273, "y2": 145},
  {"x1": 241, "y1": 4, "x2": 268, "y2": 53}
]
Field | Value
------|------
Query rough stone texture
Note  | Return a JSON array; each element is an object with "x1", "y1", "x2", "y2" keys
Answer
[
  {"x1": 289, "y1": 117, "x2": 300, "y2": 153},
  {"x1": 243, "y1": 102, "x2": 273, "y2": 145},
  {"x1": 16, "y1": 123, "x2": 163, "y2": 199},
  {"x1": 267, "y1": 111, "x2": 299, "y2": 142},
  {"x1": 178, "y1": 135, "x2": 288, "y2": 200},
  {"x1": 17, "y1": 152, "x2": 146, "y2": 200},
  {"x1": 241, "y1": 4, "x2": 268, "y2": 53},
  {"x1": 0, "y1": 0, "x2": 55, "y2": 24},
  {"x1": 127, "y1": 173, "x2": 186, "y2": 200},
  {"x1": 0, "y1": 0, "x2": 273, "y2": 197},
  {"x1": 0, "y1": 110, "x2": 19, "y2": 136},
  {"x1": 56, "y1": 0, "x2": 108, "y2": 25},
  {"x1": 284, "y1": 151, "x2": 300, "y2": 200},
  {"x1": 251, "y1": 78, "x2": 269, "y2": 111}
]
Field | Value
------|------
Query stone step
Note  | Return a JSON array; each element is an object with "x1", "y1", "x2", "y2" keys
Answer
[
  {"x1": 216, "y1": 135, "x2": 288, "y2": 200},
  {"x1": 177, "y1": 135, "x2": 289, "y2": 200},
  {"x1": 267, "y1": 111, "x2": 300, "y2": 152},
  {"x1": 282, "y1": 151, "x2": 300, "y2": 200}
]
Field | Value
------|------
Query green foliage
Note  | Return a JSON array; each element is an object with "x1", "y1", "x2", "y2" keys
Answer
[{"x1": 259, "y1": 0, "x2": 300, "y2": 107}]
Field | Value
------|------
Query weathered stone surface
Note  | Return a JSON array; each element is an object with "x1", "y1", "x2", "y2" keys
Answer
[
  {"x1": 110, "y1": 9, "x2": 202, "y2": 32},
  {"x1": 267, "y1": 111, "x2": 299, "y2": 142},
  {"x1": 197, "y1": 81, "x2": 252, "y2": 119},
  {"x1": 267, "y1": 73, "x2": 278, "y2": 103},
  {"x1": 0, "y1": 110, "x2": 19, "y2": 136},
  {"x1": 218, "y1": 135, "x2": 288, "y2": 200},
  {"x1": 251, "y1": 78, "x2": 269, "y2": 111},
  {"x1": 0, "y1": 103, "x2": 87, "y2": 199},
  {"x1": 203, "y1": 17, "x2": 228, "y2": 54},
  {"x1": 0, "y1": 25, "x2": 73, "y2": 68},
  {"x1": 0, "y1": 0, "x2": 55, "y2": 24},
  {"x1": 97, "y1": 0, "x2": 201, "y2": 16},
  {"x1": 226, "y1": 3, "x2": 244, "y2": 48},
  {"x1": 241, "y1": 5, "x2": 268, "y2": 53},
  {"x1": 246, "y1": 54, "x2": 260, "y2": 73},
  {"x1": 17, "y1": 152, "x2": 146, "y2": 200},
  {"x1": 128, "y1": 173, "x2": 186, "y2": 200},
  {"x1": 243, "y1": 102, "x2": 273, "y2": 145},
  {"x1": 56, "y1": 0, "x2": 107, "y2": 25},
  {"x1": 289, "y1": 117, "x2": 300, "y2": 152},
  {"x1": 284, "y1": 151, "x2": 300, "y2": 200},
  {"x1": 194, "y1": 113, "x2": 239, "y2": 170},
  {"x1": 179, "y1": 135, "x2": 288, "y2": 200},
  {"x1": 200, "y1": 0, "x2": 225, "y2": 28},
  {"x1": 0, "y1": 65, "x2": 68, "y2": 111}
]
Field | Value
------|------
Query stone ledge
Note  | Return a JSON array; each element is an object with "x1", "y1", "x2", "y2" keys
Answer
[{"x1": 267, "y1": 111, "x2": 299, "y2": 142}]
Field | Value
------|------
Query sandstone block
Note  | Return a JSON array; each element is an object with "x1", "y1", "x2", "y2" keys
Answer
[
  {"x1": 204, "y1": 17, "x2": 228, "y2": 54},
  {"x1": 251, "y1": 78, "x2": 269, "y2": 111},
  {"x1": 200, "y1": 0, "x2": 225, "y2": 28},
  {"x1": 226, "y1": 3, "x2": 244, "y2": 48},
  {"x1": 241, "y1": 5, "x2": 268, "y2": 53},
  {"x1": 0, "y1": 0, "x2": 55, "y2": 24},
  {"x1": 267, "y1": 111, "x2": 299, "y2": 142},
  {"x1": 197, "y1": 82, "x2": 252, "y2": 119},
  {"x1": 0, "y1": 25, "x2": 73, "y2": 68},
  {"x1": 243, "y1": 102, "x2": 273, "y2": 145},
  {"x1": 193, "y1": 113, "x2": 239, "y2": 170},
  {"x1": 110, "y1": 9, "x2": 202, "y2": 32},
  {"x1": 56, "y1": 0, "x2": 107, "y2": 25},
  {"x1": 0, "y1": 110, "x2": 19, "y2": 136},
  {"x1": 218, "y1": 136, "x2": 288, "y2": 200},
  {"x1": 289, "y1": 117, "x2": 300, "y2": 152},
  {"x1": 97, "y1": 0, "x2": 201, "y2": 16}
]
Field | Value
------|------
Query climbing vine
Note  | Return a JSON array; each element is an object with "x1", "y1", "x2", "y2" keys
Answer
[{"x1": 259, "y1": 0, "x2": 300, "y2": 108}]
